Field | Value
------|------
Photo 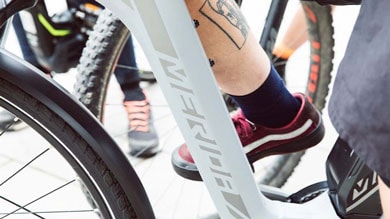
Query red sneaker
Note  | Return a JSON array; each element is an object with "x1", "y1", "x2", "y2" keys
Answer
[{"x1": 171, "y1": 93, "x2": 325, "y2": 181}]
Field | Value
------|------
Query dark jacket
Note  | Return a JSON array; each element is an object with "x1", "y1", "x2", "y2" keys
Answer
[{"x1": 329, "y1": 0, "x2": 390, "y2": 180}]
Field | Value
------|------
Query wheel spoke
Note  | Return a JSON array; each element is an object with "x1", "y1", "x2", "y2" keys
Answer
[
  {"x1": 0, "y1": 148, "x2": 50, "y2": 187},
  {"x1": 1, "y1": 180, "x2": 77, "y2": 219}
]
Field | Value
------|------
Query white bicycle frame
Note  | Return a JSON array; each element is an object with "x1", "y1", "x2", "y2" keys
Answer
[{"x1": 98, "y1": 0, "x2": 339, "y2": 218}]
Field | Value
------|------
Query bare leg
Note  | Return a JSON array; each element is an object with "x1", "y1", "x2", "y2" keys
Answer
[
  {"x1": 379, "y1": 177, "x2": 390, "y2": 218},
  {"x1": 273, "y1": 6, "x2": 307, "y2": 59},
  {"x1": 185, "y1": 0, "x2": 270, "y2": 96}
]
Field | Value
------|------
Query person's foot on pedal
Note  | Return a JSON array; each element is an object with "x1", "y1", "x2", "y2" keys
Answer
[
  {"x1": 125, "y1": 98, "x2": 159, "y2": 158},
  {"x1": 171, "y1": 93, "x2": 324, "y2": 181},
  {"x1": 0, "y1": 110, "x2": 28, "y2": 131}
]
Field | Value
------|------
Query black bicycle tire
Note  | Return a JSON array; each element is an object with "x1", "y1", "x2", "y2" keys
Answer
[
  {"x1": 0, "y1": 77, "x2": 139, "y2": 218},
  {"x1": 258, "y1": 2, "x2": 334, "y2": 187},
  {"x1": 74, "y1": 10, "x2": 130, "y2": 119},
  {"x1": 74, "y1": 2, "x2": 334, "y2": 189},
  {"x1": 301, "y1": 1, "x2": 334, "y2": 111}
]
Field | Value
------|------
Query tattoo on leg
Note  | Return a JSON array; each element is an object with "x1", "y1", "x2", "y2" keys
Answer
[
  {"x1": 209, "y1": 58, "x2": 215, "y2": 67},
  {"x1": 200, "y1": 0, "x2": 249, "y2": 49},
  {"x1": 193, "y1": 19, "x2": 200, "y2": 28}
]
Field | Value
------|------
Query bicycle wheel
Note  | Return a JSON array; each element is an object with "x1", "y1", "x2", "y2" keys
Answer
[{"x1": 0, "y1": 60, "x2": 153, "y2": 218}]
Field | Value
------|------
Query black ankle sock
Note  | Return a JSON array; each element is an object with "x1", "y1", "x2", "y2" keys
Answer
[{"x1": 228, "y1": 65, "x2": 300, "y2": 128}]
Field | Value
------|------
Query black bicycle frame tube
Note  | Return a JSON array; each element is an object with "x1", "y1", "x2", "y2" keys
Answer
[
  {"x1": 0, "y1": 50, "x2": 155, "y2": 218},
  {"x1": 0, "y1": 0, "x2": 38, "y2": 27},
  {"x1": 0, "y1": 0, "x2": 38, "y2": 45},
  {"x1": 259, "y1": 0, "x2": 288, "y2": 57}
]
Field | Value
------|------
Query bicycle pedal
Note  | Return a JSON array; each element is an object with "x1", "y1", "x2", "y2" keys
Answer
[{"x1": 287, "y1": 181, "x2": 328, "y2": 204}]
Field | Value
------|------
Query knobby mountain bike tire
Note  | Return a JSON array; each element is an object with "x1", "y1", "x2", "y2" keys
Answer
[
  {"x1": 0, "y1": 56, "x2": 153, "y2": 218},
  {"x1": 74, "y1": 1, "x2": 334, "y2": 191},
  {"x1": 297, "y1": 1, "x2": 334, "y2": 111}
]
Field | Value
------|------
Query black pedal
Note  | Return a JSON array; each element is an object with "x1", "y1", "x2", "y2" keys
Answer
[
  {"x1": 288, "y1": 181, "x2": 328, "y2": 204},
  {"x1": 326, "y1": 138, "x2": 382, "y2": 219}
]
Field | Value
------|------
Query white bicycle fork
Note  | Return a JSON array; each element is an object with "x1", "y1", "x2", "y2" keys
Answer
[{"x1": 98, "y1": 0, "x2": 339, "y2": 218}]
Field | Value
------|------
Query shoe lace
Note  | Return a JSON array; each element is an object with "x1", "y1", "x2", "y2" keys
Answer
[
  {"x1": 124, "y1": 100, "x2": 150, "y2": 132},
  {"x1": 232, "y1": 111, "x2": 255, "y2": 138}
]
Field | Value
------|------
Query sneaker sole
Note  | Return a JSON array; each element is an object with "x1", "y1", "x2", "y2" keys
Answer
[
  {"x1": 172, "y1": 147, "x2": 203, "y2": 181},
  {"x1": 129, "y1": 146, "x2": 160, "y2": 158}
]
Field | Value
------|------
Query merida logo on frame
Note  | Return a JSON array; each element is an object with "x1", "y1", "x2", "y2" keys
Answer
[
  {"x1": 156, "y1": 51, "x2": 251, "y2": 218},
  {"x1": 128, "y1": 0, "x2": 251, "y2": 216}
]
